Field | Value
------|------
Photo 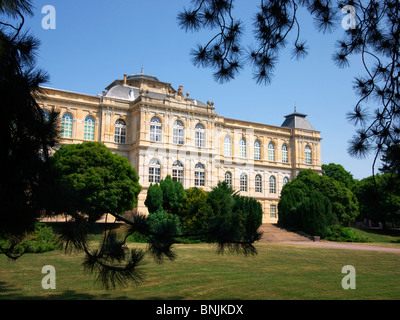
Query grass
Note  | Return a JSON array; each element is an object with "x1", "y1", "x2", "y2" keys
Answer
[
  {"x1": 350, "y1": 227, "x2": 400, "y2": 245},
  {"x1": 1, "y1": 240, "x2": 400, "y2": 300}
]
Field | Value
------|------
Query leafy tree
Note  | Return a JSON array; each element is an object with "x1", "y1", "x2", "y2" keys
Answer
[
  {"x1": 145, "y1": 184, "x2": 163, "y2": 214},
  {"x1": 178, "y1": 0, "x2": 400, "y2": 172},
  {"x1": 51, "y1": 142, "x2": 142, "y2": 222},
  {"x1": 178, "y1": 187, "x2": 213, "y2": 235},
  {"x1": 159, "y1": 175, "x2": 185, "y2": 213},
  {"x1": 353, "y1": 173, "x2": 400, "y2": 226},
  {"x1": 322, "y1": 163, "x2": 355, "y2": 188},
  {"x1": 298, "y1": 190, "x2": 334, "y2": 237},
  {"x1": 278, "y1": 169, "x2": 359, "y2": 234},
  {"x1": 0, "y1": 0, "x2": 59, "y2": 259}
]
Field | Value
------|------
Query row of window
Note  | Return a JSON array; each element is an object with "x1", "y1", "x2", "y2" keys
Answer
[
  {"x1": 59, "y1": 114, "x2": 312, "y2": 165},
  {"x1": 148, "y1": 159, "x2": 289, "y2": 193}
]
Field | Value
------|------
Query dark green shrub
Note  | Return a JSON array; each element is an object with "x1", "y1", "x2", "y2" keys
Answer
[
  {"x1": 0, "y1": 222, "x2": 61, "y2": 254},
  {"x1": 325, "y1": 225, "x2": 369, "y2": 242}
]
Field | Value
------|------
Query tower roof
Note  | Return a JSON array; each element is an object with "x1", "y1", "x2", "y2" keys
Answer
[{"x1": 281, "y1": 111, "x2": 316, "y2": 131}]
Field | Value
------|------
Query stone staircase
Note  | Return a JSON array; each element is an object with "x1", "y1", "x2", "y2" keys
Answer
[{"x1": 258, "y1": 223, "x2": 312, "y2": 242}]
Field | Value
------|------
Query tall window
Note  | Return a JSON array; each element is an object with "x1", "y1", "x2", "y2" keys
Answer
[
  {"x1": 150, "y1": 116, "x2": 162, "y2": 142},
  {"x1": 172, "y1": 161, "x2": 184, "y2": 183},
  {"x1": 282, "y1": 144, "x2": 288, "y2": 163},
  {"x1": 270, "y1": 205, "x2": 277, "y2": 218},
  {"x1": 84, "y1": 116, "x2": 95, "y2": 141},
  {"x1": 269, "y1": 176, "x2": 276, "y2": 194},
  {"x1": 61, "y1": 113, "x2": 73, "y2": 138},
  {"x1": 114, "y1": 119, "x2": 126, "y2": 143},
  {"x1": 255, "y1": 174, "x2": 262, "y2": 193},
  {"x1": 194, "y1": 163, "x2": 205, "y2": 186},
  {"x1": 149, "y1": 158, "x2": 161, "y2": 183},
  {"x1": 239, "y1": 138, "x2": 246, "y2": 158},
  {"x1": 283, "y1": 177, "x2": 289, "y2": 185},
  {"x1": 195, "y1": 123, "x2": 205, "y2": 147},
  {"x1": 225, "y1": 171, "x2": 232, "y2": 188},
  {"x1": 268, "y1": 142, "x2": 275, "y2": 161},
  {"x1": 254, "y1": 140, "x2": 261, "y2": 160},
  {"x1": 224, "y1": 135, "x2": 232, "y2": 156},
  {"x1": 173, "y1": 120, "x2": 184, "y2": 145},
  {"x1": 305, "y1": 145, "x2": 312, "y2": 164},
  {"x1": 240, "y1": 173, "x2": 248, "y2": 192}
]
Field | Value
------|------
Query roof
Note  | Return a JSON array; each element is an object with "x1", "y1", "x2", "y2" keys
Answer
[{"x1": 281, "y1": 112, "x2": 316, "y2": 131}]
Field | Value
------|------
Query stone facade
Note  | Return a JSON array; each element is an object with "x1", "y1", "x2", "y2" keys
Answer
[{"x1": 38, "y1": 73, "x2": 322, "y2": 223}]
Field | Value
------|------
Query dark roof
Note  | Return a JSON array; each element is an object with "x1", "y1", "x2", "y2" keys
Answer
[
  {"x1": 126, "y1": 74, "x2": 159, "y2": 82},
  {"x1": 281, "y1": 112, "x2": 316, "y2": 131}
]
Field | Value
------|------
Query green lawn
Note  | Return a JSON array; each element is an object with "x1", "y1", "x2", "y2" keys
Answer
[{"x1": 1, "y1": 241, "x2": 399, "y2": 300}]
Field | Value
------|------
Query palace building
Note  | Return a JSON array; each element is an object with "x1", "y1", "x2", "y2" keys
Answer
[{"x1": 38, "y1": 73, "x2": 322, "y2": 223}]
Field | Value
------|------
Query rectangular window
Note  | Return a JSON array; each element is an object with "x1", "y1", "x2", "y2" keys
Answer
[
  {"x1": 195, "y1": 171, "x2": 205, "y2": 186},
  {"x1": 172, "y1": 169, "x2": 184, "y2": 183},
  {"x1": 270, "y1": 205, "x2": 277, "y2": 218}
]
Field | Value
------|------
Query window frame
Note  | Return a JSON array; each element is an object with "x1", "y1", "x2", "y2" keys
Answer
[
  {"x1": 240, "y1": 173, "x2": 248, "y2": 192},
  {"x1": 84, "y1": 116, "x2": 95, "y2": 141},
  {"x1": 114, "y1": 119, "x2": 127, "y2": 144},
  {"x1": 173, "y1": 120, "x2": 184, "y2": 145},
  {"x1": 61, "y1": 113, "x2": 73, "y2": 139},
  {"x1": 150, "y1": 116, "x2": 162, "y2": 142},
  {"x1": 194, "y1": 163, "x2": 205, "y2": 187},
  {"x1": 239, "y1": 138, "x2": 247, "y2": 158},
  {"x1": 195, "y1": 123, "x2": 205, "y2": 147},
  {"x1": 255, "y1": 174, "x2": 262, "y2": 193},
  {"x1": 149, "y1": 158, "x2": 161, "y2": 183}
]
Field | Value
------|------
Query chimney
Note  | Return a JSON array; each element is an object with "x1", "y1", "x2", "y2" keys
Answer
[
  {"x1": 178, "y1": 86, "x2": 183, "y2": 94},
  {"x1": 123, "y1": 74, "x2": 127, "y2": 85}
]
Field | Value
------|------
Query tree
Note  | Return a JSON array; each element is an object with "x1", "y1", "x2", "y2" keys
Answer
[
  {"x1": 159, "y1": 175, "x2": 185, "y2": 213},
  {"x1": 0, "y1": 0, "x2": 60, "y2": 258},
  {"x1": 178, "y1": 1, "x2": 400, "y2": 172},
  {"x1": 51, "y1": 142, "x2": 142, "y2": 222},
  {"x1": 298, "y1": 190, "x2": 334, "y2": 237},
  {"x1": 52, "y1": 148, "x2": 261, "y2": 288},
  {"x1": 322, "y1": 163, "x2": 355, "y2": 188},
  {"x1": 145, "y1": 184, "x2": 163, "y2": 214},
  {"x1": 353, "y1": 173, "x2": 400, "y2": 226},
  {"x1": 278, "y1": 169, "x2": 359, "y2": 233}
]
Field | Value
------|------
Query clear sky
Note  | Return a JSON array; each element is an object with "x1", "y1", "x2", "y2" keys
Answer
[{"x1": 22, "y1": 0, "x2": 380, "y2": 179}]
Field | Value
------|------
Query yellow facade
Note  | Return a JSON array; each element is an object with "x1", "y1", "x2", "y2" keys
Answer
[{"x1": 38, "y1": 73, "x2": 322, "y2": 223}]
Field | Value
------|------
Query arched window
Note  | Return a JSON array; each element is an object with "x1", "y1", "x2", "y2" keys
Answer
[
  {"x1": 194, "y1": 163, "x2": 205, "y2": 186},
  {"x1": 240, "y1": 173, "x2": 248, "y2": 192},
  {"x1": 224, "y1": 135, "x2": 232, "y2": 156},
  {"x1": 61, "y1": 113, "x2": 73, "y2": 138},
  {"x1": 269, "y1": 176, "x2": 276, "y2": 194},
  {"x1": 84, "y1": 116, "x2": 95, "y2": 141},
  {"x1": 268, "y1": 142, "x2": 275, "y2": 161},
  {"x1": 150, "y1": 116, "x2": 162, "y2": 142},
  {"x1": 114, "y1": 119, "x2": 126, "y2": 143},
  {"x1": 173, "y1": 120, "x2": 184, "y2": 145},
  {"x1": 239, "y1": 138, "x2": 246, "y2": 158},
  {"x1": 283, "y1": 177, "x2": 289, "y2": 185},
  {"x1": 172, "y1": 160, "x2": 184, "y2": 183},
  {"x1": 149, "y1": 158, "x2": 161, "y2": 183},
  {"x1": 195, "y1": 123, "x2": 205, "y2": 147},
  {"x1": 282, "y1": 144, "x2": 288, "y2": 163},
  {"x1": 254, "y1": 140, "x2": 261, "y2": 160},
  {"x1": 225, "y1": 171, "x2": 232, "y2": 188},
  {"x1": 255, "y1": 174, "x2": 262, "y2": 193},
  {"x1": 305, "y1": 145, "x2": 312, "y2": 164}
]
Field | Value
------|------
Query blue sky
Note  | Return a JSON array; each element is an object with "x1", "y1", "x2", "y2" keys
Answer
[{"x1": 23, "y1": 0, "x2": 379, "y2": 179}]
